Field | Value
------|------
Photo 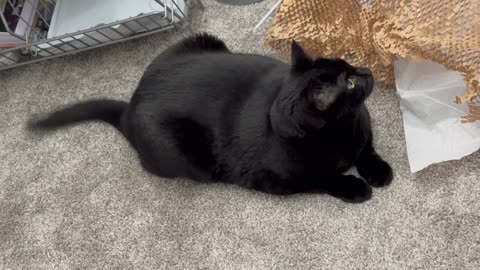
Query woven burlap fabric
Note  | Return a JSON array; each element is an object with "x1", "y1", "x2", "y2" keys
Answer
[{"x1": 266, "y1": 0, "x2": 480, "y2": 121}]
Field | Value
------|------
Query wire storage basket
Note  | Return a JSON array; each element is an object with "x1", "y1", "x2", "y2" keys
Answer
[{"x1": 0, "y1": 0, "x2": 188, "y2": 70}]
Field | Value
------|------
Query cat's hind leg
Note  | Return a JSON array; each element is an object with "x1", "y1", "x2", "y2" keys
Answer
[
  {"x1": 136, "y1": 135, "x2": 213, "y2": 182},
  {"x1": 136, "y1": 115, "x2": 215, "y2": 181}
]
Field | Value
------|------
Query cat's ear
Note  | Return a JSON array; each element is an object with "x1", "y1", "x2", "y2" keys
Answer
[{"x1": 291, "y1": 41, "x2": 312, "y2": 71}]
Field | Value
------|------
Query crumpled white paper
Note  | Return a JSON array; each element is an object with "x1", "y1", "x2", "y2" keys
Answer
[{"x1": 394, "y1": 58, "x2": 480, "y2": 173}]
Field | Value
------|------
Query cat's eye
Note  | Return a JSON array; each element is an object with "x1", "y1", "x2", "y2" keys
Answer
[{"x1": 347, "y1": 78, "x2": 355, "y2": 89}]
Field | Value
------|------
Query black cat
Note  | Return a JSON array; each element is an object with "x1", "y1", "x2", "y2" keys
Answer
[{"x1": 29, "y1": 33, "x2": 393, "y2": 203}]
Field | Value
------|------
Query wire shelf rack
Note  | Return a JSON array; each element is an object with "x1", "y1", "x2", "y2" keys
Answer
[{"x1": 0, "y1": 0, "x2": 188, "y2": 70}]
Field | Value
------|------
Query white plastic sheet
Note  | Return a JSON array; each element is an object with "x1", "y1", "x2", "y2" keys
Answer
[{"x1": 394, "y1": 58, "x2": 480, "y2": 173}]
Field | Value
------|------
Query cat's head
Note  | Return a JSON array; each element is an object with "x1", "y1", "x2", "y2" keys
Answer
[{"x1": 272, "y1": 41, "x2": 374, "y2": 137}]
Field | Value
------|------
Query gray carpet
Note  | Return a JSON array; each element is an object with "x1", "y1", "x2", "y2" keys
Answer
[{"x1": 1, "y1": 0, "x2": 479, "y2": 269}]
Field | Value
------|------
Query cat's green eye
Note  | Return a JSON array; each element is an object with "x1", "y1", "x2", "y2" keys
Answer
[{"x1": 347, "y1": 78, "x2": 355, "y2": 89}]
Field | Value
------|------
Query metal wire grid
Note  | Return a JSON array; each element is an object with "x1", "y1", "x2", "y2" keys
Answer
[{"x1": 0, "y1": 0, "x2": 188, "y2": 70}]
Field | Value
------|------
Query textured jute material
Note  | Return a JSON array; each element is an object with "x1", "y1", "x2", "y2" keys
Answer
[{"x1": 266, "y1": 0, "x2": 480, "y2": 121}]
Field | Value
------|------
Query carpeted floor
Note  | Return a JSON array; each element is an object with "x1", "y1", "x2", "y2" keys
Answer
[{"x1": 1, "y1": 0, "x2": 479, "y2": 269}]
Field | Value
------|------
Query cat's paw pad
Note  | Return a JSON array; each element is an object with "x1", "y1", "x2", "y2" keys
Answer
[
  {"x1": 330, "y1": 176, "x2": 372, "y2": 203},
  {"x1": 364, "y1": 161, "x2": 393, "y2": 188}
]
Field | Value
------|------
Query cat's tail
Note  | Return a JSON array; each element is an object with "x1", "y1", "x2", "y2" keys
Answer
[{"x1": 27, "y1": 99, "x2": 128, "y2": 133}]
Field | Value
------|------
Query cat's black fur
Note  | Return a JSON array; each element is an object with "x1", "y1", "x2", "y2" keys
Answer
[{"x1": 29, "y1": 33, "x2": 393, "y2": 203}]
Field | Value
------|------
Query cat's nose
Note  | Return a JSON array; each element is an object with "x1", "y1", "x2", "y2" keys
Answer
[{"x1": 357, "y1": 67, "x2": 372, "y2": 76}]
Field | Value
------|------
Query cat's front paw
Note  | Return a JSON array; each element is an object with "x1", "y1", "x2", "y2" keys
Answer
[
  {"x1": 327, "y1": 175, "x2": 372, "y2": 203},
  {"x1": 362, "y1": 161, "x2": 393, "y2": 188}
]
